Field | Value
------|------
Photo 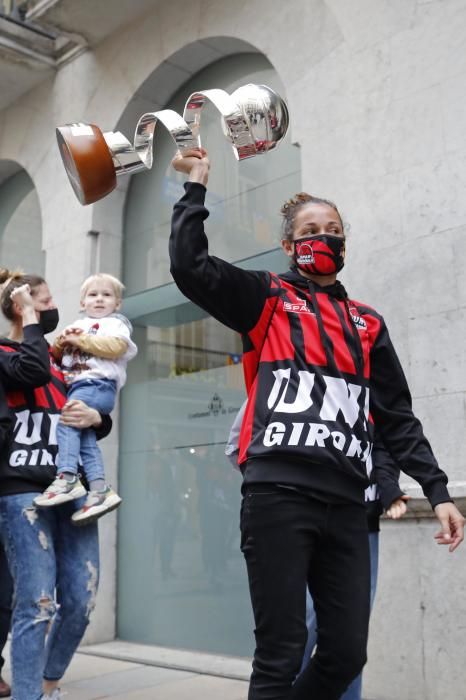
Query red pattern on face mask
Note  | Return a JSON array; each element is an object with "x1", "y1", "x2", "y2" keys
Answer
[{"x1": 294, "y1": 236, "x2": 345, "y2": 276}]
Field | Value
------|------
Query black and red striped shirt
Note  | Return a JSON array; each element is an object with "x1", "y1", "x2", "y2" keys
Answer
[{"x1": 170, "y1": 182, "x2": 450, "y2": 507}]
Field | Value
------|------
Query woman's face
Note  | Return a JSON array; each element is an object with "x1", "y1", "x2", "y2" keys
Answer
[
  {"x1": 31, "y1": 283, "x2": 56, "y2": 319},
  {"x1": 281, "y1": 202, "x2": 344, "y2": 258}
]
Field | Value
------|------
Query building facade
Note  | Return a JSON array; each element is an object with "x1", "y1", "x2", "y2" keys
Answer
[{"x1": 0, "y1": 1, "x2": 465, "y2": 698}]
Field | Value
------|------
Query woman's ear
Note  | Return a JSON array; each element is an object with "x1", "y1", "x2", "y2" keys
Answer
[{"x1": 281, "y1": 239, "x2": 294, "y2": 258}]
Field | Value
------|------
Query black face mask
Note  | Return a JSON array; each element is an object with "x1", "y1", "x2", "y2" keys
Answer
[{"x1": 39, "y1": 308, "x2": 59, "y2": 335}]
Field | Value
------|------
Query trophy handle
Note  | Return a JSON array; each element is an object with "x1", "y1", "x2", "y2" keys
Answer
[
  {"x1": 183, "y1": 89, "x2": 256, "y2": 160},
  {"x1": 103, "y1": 109, "x2": 200, "y2": 176},
  {"x1": 132, "y1": 109, "x2": 199, "y2": 170}
]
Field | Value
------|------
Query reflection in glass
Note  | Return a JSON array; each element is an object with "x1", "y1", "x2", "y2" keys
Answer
[{"x1": 118, "y1": 316, "x2": 255, "y2": 655}]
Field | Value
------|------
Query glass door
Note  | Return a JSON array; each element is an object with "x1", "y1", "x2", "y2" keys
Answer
[{"x1": 117, "y1": 309, "x2": 254, "y2": 656}]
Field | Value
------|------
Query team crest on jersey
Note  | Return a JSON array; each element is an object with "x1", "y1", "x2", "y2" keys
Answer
[
  {"x1": 283, "y1": 299, "x2": 314, "y2": 314},
  {"x1": 348, "y1": 307, "x2": 367, "y2": 330}
]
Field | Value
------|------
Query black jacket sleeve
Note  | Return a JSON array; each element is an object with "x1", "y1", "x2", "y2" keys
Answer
[
  {"x1": 95, "y1": 413, "x2": 112, "y2": 441},
  {"x1": 369, "y1": 318, "x2": 451, "y2": 509},
  {"x1": 170, "y1": 182, "x2": 270, "y2": 334},
  {"x1": 372, "y1": 435, "x2": 404, "y2": 510},
  {"x1": 0, "y1": 324, "x2": 51, "y2": 390},
  {"x1": 0, "y1": 380, "x2": 12, "y2": 449}
]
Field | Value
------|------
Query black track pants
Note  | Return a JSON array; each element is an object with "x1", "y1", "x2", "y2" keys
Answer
[{"x1": 240, "y1": 485, "x2": 370, "y2": 700}]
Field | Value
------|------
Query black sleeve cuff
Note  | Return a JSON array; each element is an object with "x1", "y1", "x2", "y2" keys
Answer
[
  {"x1": 379, "y1": 484, "x2": 406, "y2": 511},
  {"x1": 183, "y1": 181, "x2": 207, "y2": 202},
  {"x1": 95, "y1": 414, "x2": 112, "y2": 441},
  {"x1": 424, "y1": 482, "x2": 453, "y2": 510}
]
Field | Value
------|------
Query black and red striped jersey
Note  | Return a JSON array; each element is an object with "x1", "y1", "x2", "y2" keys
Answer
[
  {"x1": 0, "y1": 324, "x2": 112, "y2": 496},
  {"x1": 226, "y1": 400, "x2": 402, "y2": 531},
  {"x1": 170, "y1": 182, "x2": 450, "y2": 507}
]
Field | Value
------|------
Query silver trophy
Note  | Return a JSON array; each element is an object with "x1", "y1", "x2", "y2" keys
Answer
[{"x1": 56, "y1": 84, "x2": 289, "y2": 205}]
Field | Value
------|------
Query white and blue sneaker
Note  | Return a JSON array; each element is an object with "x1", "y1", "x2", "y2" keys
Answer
[
  {"x1": 34, "y1": 475, "x2": 86, "y2": 507},
  {"x1": 42, "y1": 689, "x2": 65, "y2": 699},
  {"x1": 71, "y1": 486, "x2": 122, "y2": 526}
]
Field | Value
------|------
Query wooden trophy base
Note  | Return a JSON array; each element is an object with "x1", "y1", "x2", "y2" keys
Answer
[{"x1": 56, "y1": 124, "x2": 117, "y2": 205}]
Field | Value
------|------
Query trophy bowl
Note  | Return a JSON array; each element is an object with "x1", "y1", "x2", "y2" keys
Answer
[{"x1": 230, "y1": 84, "x2": 289, "y2": 153}]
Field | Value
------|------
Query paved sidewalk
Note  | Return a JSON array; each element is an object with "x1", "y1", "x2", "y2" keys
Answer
[{"x1": 2, "y1": 647, "x2": 249, "y2": 699}]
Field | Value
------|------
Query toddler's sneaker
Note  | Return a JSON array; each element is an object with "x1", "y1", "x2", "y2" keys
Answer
[
  {"x1": 42, "y1": 689, "x2": 65, "y2": 699},
  {"x1": 34, "y1": 474, "x2": 86, "y2": 507},
  {"x1": 71, "y1": 486, "x2": 122, "y2": 526}
]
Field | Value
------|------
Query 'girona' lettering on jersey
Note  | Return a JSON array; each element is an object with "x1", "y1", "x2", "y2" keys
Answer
[{"x1": 238, "y1": 275, "x2": 380, "y2": 487}]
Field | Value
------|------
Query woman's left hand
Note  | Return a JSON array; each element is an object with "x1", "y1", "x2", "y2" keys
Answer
[
  {"x1": 60, "y1": 399, "x2": 101, "y2": 429},
  {"x1": 434, "y1": 502, "x2": 465, "y2": 552}
]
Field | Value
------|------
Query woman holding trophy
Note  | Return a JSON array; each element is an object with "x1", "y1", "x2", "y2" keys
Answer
[{"x1": 168, "y1": 146, "x2": 463, "y2": 700}]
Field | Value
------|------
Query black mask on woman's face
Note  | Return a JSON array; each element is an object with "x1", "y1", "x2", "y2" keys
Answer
[
  {"x1": 293, "y1": 234, "x2": 346, "y2": 276},
  {"x1": 38, "y1": 308, "x2": 59, "y2": 335}
]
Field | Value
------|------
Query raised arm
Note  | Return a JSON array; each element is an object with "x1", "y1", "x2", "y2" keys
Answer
[
  {"x1": 169, "y1": 148, "x2": 270, "y2": 334},
  {"x1": 0, "y1": 285, "x2": 51, "y2": 390}
]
